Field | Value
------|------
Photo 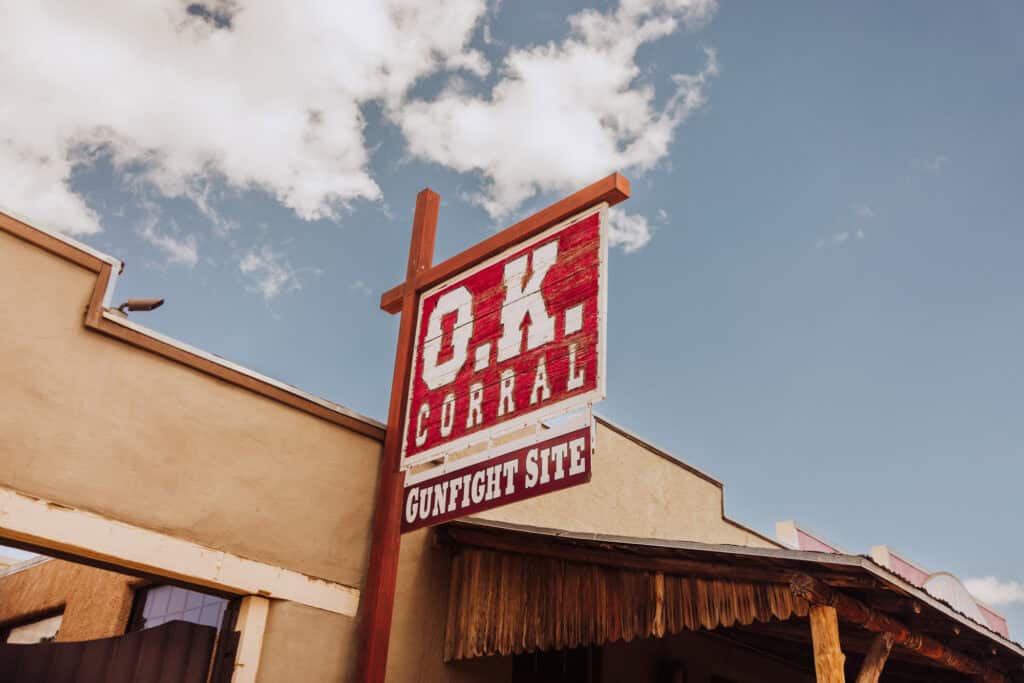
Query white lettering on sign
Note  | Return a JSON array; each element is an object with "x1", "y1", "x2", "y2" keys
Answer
[
  {"x1": 496, "y1": 241, "x2": 559, "y2": 362},
  {"x1": 402, "y1": 424, "x2": 592, "y2": 532},
  {"x1": 401, "y1": 205, "x2": 607, "y2": 469},
  {"x1": 420, "y1": 286, "x2": 473, "y2": 390}
]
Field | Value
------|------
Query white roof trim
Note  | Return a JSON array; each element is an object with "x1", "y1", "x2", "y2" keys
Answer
[
  {"x1": 101, "y1": 311, "x2": 384, "y2": 430},
  {"x1": 0, "y1": 204, "x2": 122, "y2": 271},
  {"x1": 0, "y1": 554, "x2": 53, "y2": 578}
]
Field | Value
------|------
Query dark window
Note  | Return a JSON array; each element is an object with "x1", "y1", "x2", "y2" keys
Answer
[{"x1": 130, "y1": 585, "x2": 227, "y2": 632}]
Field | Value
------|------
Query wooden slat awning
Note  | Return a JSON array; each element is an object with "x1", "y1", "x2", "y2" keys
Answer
[
  {"x1": 445, "y1": 547, "x2": 809, "y2": 660},
  {"x1": 438, "y1": 520, "x2": 1024, "y2": 682}
]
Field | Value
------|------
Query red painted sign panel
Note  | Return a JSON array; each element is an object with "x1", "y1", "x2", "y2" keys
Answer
[
  {"x1": 401, "y1": 424, "x2": 592, "y2": 532},
  {"x1": 401, "y1": 206, "x2": 607, "y2": 468}
]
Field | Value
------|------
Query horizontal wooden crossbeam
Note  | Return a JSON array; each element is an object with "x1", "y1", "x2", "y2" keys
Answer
[{"x1": 379, "y1": 173, "x2": 630, "y2": 313}]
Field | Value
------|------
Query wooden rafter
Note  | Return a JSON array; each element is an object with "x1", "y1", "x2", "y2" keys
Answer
[{"x1": 790, "y1": 573, "x2": 1008, "y2": 683}]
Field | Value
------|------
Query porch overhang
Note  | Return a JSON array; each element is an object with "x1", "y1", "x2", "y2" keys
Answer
[{"x1": 438, "y1": 519, "x2": 1024, "y2": 683}]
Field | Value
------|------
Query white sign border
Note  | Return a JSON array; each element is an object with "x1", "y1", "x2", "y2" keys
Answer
[
  {"x1": 400, "y1": 202, "x2": 609, "y2": 470},
  {"x1": 404, "y1": 409, "x2": 594, "y2": 487}
]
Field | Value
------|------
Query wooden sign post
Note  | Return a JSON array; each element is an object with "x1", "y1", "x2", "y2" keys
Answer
[{"x1": 355, "y1": 173, "x2": 630, "y2": 683}]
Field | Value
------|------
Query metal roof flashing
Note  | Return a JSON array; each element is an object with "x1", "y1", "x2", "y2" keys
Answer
[
  {"x1": 101, "y1": 310, "x2": 384, "y2": 430},
  {"x1": 0, "y1": 206, "x2": 122, "y2": 272}
]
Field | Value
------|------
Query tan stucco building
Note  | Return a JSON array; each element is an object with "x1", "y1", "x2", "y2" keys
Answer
[{"x1": 1, "y1": 209, "x2": 1021, "y2": 682}]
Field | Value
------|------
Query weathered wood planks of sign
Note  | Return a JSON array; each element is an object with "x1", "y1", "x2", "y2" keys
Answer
[
  {"x1": 402, "y1": 417, "x2": 593, "y2": 532},
  {"x1": 397, "y1": 202, "x2": 609, "y2": 529}
]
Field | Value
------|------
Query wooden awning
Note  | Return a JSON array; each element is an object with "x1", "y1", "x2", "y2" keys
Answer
[{"x1": 438, "y1": 520, "x2": 1024, "y2": 683}]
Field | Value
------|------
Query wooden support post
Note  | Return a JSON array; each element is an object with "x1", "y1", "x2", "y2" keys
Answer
[
  {"x1": 809, "y1": 604, "x2": 847, "y2": 683},
  {"x1": 354, "y1": 189, "x2": 439, "y2": 683},
  {"x1": 791, "y1": 574, "x2": 1007, "y2": 683},
  {"x1": 854, "y1": 632, "x2": 894, "y2": 683}
]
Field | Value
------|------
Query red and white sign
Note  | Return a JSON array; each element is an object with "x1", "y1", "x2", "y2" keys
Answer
[
  {"x1": 401, "y1": 419, "x2": 593, "y2": 532},
  {"x1": 401, "y1": 205, "x2": 607, "y2": 469}
]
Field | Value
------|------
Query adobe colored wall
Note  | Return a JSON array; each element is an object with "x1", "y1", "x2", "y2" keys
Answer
[
  {"x1": 0, "y1": 224, "x2": 777, "y2": 682},
  {"x1": 0, "y1": 227, "x2": 381, "y2": 680},
  {"x1": 0, "y1": 558, "x2": 140, "y2": 642},
  {"x1": 385, "y1": 420, "x2": 778, "y2": 682},
  {"x1": 0, "y1": 229, "x2": 381, "y2": 590}
]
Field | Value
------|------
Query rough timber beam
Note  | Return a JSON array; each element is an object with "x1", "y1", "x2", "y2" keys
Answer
[
  {"x1": 790, "y1": 573, "x2": 1007, "y2": 683},
  {"x1": 379, "y1": 172, "x2": 630, "y2": 314},
  {"x1": 854, "y1": 632, "x2": 895, "y2": 683}
]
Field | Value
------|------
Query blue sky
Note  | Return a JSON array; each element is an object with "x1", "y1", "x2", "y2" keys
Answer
[{"x1": 3, "y1": 1, "x2": 1023, "y2": 632}]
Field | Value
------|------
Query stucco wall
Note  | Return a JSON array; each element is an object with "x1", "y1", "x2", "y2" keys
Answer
[
  {"x1": 0, "y1": 228, "x2": 380, "y2": 590},
  {"x1": 0, "y1": 228, "x2": 378, "y2": 680},
  {"x1": 0, "y1": 225, "x2": 775, "y2": 682},
  {"x1": 0, "y1": 558, "x2": 140, "y2": 642},
  {"x1": 257, "y1": 601, "x2": 355, "y2": 682},
  {"x1": 387, "y1": 420, "x2": 776, "y2": 682},
  {"x1": 476, "y1": 420, "x2": 772, "y2": 546}
]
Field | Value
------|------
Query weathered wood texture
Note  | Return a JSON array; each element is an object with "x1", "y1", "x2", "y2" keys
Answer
[
  {"x1": 809, "y1": 605, "x2": 846, "y2": 683},
  {"x1": 443, "y1": 548, "x2": 810, "y2": 661},
  {"x1": 854, "y1": 632, "x2": 894, "y2": 683},
  {"x1": 354, "y1": 189, "x2": 439, "y2": 683},
  {"x1": 791, "y1": 574, "x2": 1008, "y2": 683},
  {"x1": 403, "y1": 209, "x2": 604, "y2": 465},
  {"x1": 380, "y1": 173, "x2": 629, "y2": 314},
  {"x1": 0, "y1": 620, "x2": 215, "y2": 683}
]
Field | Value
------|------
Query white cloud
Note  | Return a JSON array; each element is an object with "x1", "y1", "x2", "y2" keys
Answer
[
  {"x1": 608, "y1": 207, "x2": 653, "y2": 253},
  {"x1": 965, "y1": 577, "x2": 1024, "y2": 606},
  {"x1": 818, "y1": 203, "x2": 877, "y2": 247},
  {"x1": 239, "y1": 245, "x2": 309, "y2": 301},
  {"x1": 139, "y1": 223, "x2": 200, "y2": 268},
  {"x1": 395, "y1": 0, "x2": 718, "y2": 219},
  {"x1": 3, "y1": 0, "x2": 719, "y2": 268},
  {"x1": 350, "y1": 279, "x2": 373, "y2": 296},
  {"x1": 855, "y1": 204, "x2": 875, "y2": 220},
  {"x1": 914, "y1": 153, "x2": 950, "y2": 174},
  {"x1": 0, "y1": 0, "x2": 489, "y2": 235},
  {"x1": 135, "y1": 202, "x2": 199, "y2": 267},
  {"x1": 926, "y1": 154, "x2": 950, "y2": 172}
]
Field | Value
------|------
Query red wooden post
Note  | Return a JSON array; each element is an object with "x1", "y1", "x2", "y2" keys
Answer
[
  {"x1": 355, "y1": 188, "x2": 439, "y2": 683},
  {"x1": 356, "y1": 173, "x2": 630, "y2": 681}
]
